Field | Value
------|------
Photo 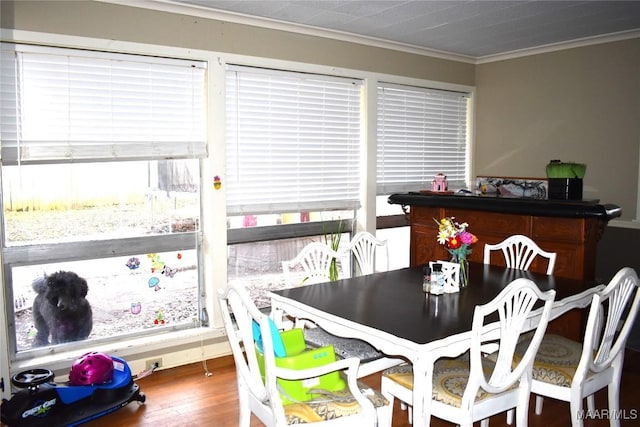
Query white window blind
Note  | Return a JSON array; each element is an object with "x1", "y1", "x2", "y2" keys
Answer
[
  {"x1": 225, "y1": 65, "x2": 362, "y2": 215},
  {"x1": 377, "y1": 82, "x2": 470, "y2": 194},
  {"x1": 0, "y1": 43, "x2": 207, "y2": 164}
]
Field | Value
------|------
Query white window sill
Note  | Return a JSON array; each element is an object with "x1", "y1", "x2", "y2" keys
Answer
[{"x1": 10, "y1": 326, "x2": 228, "y2": 375}]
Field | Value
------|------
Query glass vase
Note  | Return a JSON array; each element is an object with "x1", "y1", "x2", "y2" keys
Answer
[{"x1": 451, "y1": 255, "x2": 469, "y2": 288}]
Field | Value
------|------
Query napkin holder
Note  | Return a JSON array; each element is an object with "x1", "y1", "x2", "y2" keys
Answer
[{"x1": 429, "y1": 260, "x2": 460, "y2": 293}]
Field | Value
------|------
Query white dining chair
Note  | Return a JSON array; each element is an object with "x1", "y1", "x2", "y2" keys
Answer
[
  {"x1": 380, "y1": 278, "x2": 556, "y2": 427},
  {"x1": 281, "y1": 240, "x2": 404, "y2": 378},
  {"x1": 342, "y1": 231, "x2": 388, "y2": 276},
  {"x1": 281, "y1": 242, "x2": 342, "y2": 287},
  {"x1": 483, "y1": 234, "x2": 557, "y2": 275},
  {"x1": 218, "y1": 283, "x2": 391, "y2": 427},
  {"x1": 514, "y1": 267, "x2": 640, "y2": 427},
  {"x1": 483, "y1": 234, "x2": 557, "y2": 424}
]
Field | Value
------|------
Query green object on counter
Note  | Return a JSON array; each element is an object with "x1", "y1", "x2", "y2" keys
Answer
[{"x1": 546, "y1": 160, "x2": 586, "y2": 179}]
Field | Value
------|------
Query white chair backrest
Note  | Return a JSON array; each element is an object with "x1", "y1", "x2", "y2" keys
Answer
[
  {"x1": 218, "y1": 284, "x2": 277, "y2": 423},
  {"x1": 218, "y1": 283, "x2": 378, "y2": 426},
  {"x1": 581, "y1": 267, "x2": 640, "y2": 379},
  {"x1": 483, "y1": 234, "x2": 557, "y2": 275},
  {"x1": 282, "y1": 242, "x2": 342, "y2": 286},
  {"x1": 465, "y1": 278, "x2": 556, "y2": 406},
  {"x1": 344, "y1": 231, "x2": 388, "y2": 276}
]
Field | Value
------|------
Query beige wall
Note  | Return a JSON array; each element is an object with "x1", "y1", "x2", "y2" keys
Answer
[{"x1": 475, "y1": 39, "x2": 640, "y2": 220}]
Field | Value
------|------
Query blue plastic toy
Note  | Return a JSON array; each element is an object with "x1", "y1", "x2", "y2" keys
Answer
[{"x1": 0, "y1": 356, "x2": 145, "y2": 426}]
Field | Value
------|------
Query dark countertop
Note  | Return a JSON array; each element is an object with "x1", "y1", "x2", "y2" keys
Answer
[{"x1": 388, "y1": 192, "x2": 621, "y2": 220}]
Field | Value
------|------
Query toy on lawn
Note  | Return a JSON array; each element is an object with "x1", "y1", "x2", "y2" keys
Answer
[
  {"x1": 148, "y1": 276, "x2": 161, "y2": 291},
  {"x1": 27, "y1": 325, "x2": 37, "y2": 339},
  {"x1": 162, "y1": 265, "x2": 177, "y2": 278},
  {"x1": 154, "y1": 311, "x2": 165, "y2": 325},
  {"x1": 147, "y1": 253, "x2": 165, "y2": 273},
  {"x1": 131, "y1": 302, "x2": 142, "y2": 315},
  {"x1": 125, "y1": 257, "x2": 140, "y2": 270},
  {"x1": 0, "y1": 353, "x2": 145, "y2": 427}
]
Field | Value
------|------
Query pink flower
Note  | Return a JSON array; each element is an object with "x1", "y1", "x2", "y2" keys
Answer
[{"x1": 459, "y1": 231, "x2": 477, "y2": 245}]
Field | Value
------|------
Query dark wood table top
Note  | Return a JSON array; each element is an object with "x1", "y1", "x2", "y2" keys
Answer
[{"x1": 271, "y1": 262, "x2": 596, "y2": 346}]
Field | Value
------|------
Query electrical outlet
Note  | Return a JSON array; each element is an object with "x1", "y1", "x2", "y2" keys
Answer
[{"x1": 145, "y1": 358, "x2": 162, "y2": 371}]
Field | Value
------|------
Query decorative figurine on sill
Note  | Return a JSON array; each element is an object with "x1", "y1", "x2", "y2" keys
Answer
[{"x1": 431, "y1": 173, "x2": 448, "y2": 192}]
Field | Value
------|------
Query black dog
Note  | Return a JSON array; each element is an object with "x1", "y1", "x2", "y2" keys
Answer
[{"x1": 31, "y1": 271, "x2": 93, "y2": 347}]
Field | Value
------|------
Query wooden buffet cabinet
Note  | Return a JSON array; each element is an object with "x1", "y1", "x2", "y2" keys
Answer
[{"x1": 388, "y1": 192, "x2": 621, "y2": 340}]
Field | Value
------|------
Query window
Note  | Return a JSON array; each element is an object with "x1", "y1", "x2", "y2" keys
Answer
[
  {"x1": 225, "y1": 65, "x2": 362, "y2": 306},
  {"x1": 376, "y1": 82, "x2": 470, "y2": 193},
  {"x1": 1, "y1": 43, "x2": 207, "y2": 358},
  {"x1": 225, "y1": 65, "x2": 361, "y2": 215},
  {"x1": 374, "y1": 82, "x2": 470, "y2": 271}
]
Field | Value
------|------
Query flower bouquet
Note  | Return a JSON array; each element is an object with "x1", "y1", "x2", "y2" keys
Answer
[{"x1": 434, "y1": 217, "x2": 478, "y2": 288}]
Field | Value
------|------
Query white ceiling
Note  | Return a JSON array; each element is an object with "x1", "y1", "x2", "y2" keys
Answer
[{"x1": 161, "y1": 0, "x2": 640, "y2": 60}]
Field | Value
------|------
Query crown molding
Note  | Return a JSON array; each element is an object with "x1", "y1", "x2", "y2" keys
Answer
[
  {"x1": 476, "y1": 29, "x2": 640, "y2": 64},
  {"x1": 98, "y1": 1, "x2": 640, "y2": 65},
  {"x1": 97, "y1": 0, "x2": 476, "y2": 64}
]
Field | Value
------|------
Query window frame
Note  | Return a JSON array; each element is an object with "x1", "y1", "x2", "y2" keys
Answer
[{"x1": 0, "y1": 42, "x2": 210, "y2": 362}]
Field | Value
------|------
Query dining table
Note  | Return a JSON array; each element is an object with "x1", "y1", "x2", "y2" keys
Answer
[{"x1": 269, "y1": 261, "x2": 604, "y2": 427}]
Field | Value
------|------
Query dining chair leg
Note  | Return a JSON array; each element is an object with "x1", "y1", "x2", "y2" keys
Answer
[
  {"x1": 480, "y1": 418, "x2": 490, "y2": 427},
  {"x1": 398, "y1": 401, "x2": 413, "y2": 424},
  {"x1": 569, "y1": 394, "x2": 585, "y2": 427},
  {"x1": 535, "y1": 395, "x2": 544, "y2": 415},
  {"x1": 506, "y1": 408, "x2": 514, "y2": 424},
  {"x1": 608, "y1": 383, "x2": 622, "y2": 427},
  {"x1": 238, "y1": 388, "x2": 251, "y2": 427},
  {"x1": 376, "y1": 403, "x2": 393, "y2": 427},
  {"x1": 516, "y1": 403, "x2": 528, "y2": 427},
  {"x1": 380, "y1": 392, "x2": 395, "y2": 427}
]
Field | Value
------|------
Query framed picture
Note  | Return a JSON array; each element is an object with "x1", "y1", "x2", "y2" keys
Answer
[{"x1": 475, "y1": 176, "x2": 548, "y2": 199}]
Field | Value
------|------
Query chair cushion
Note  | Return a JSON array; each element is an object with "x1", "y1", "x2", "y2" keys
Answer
[
  {"x1": 304, "y1": 326, "x2": 385, "y2": 363},
  {"x1": 382, "y1": 354, "x2": 506, "y2": 408},
  {"x1": 515, "y1": 333, "x2": 583, "y2": 387},
  {"x1": 283, "y1": 381, "x2": 388, "y2": 424}
]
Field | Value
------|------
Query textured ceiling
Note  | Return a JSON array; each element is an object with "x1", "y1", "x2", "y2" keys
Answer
[{"x1": 166, "y1": 0, "x2": 640, "y2": 59}]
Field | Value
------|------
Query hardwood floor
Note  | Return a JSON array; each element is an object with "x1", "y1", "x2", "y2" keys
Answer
[{"x1": 73, "y1": 349, "x2": 640, "y2": 427}]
